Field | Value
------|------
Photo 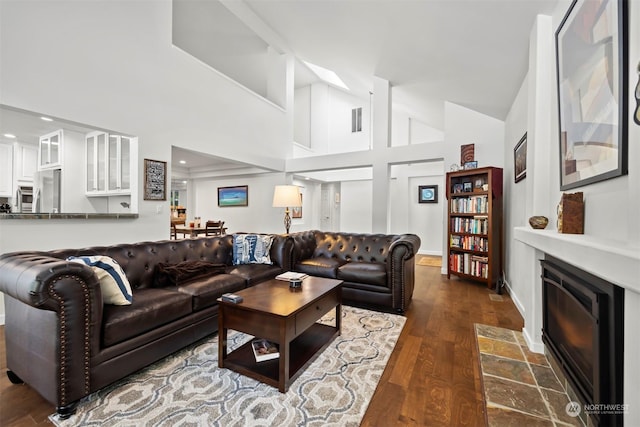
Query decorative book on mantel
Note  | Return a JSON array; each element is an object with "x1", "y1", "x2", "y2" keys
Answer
[
  {"x1": 275, "y1": 271, "x2": 308, "y2": 281},
  {"x1": 251, "y1": 339, "x2": 279, "y2": 362}
]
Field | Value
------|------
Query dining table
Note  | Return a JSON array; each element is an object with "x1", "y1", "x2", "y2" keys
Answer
[{"x1": 174, "y1": 225, "x2": 207, "y2": 238}]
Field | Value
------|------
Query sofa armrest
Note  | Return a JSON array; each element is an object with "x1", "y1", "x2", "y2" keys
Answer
[
  {"x1": 269, "y1": 235, "x2": 294, "y2": 270},
  {"x1": 387, "y1": 234, "x2": 421, "y2": 312},
  {"x1": 0, "y1": 252, "x2": 103, "y2": 408}
]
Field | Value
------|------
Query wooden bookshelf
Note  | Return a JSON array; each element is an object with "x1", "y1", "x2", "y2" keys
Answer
[{"x1": 446, "y1": 166, "x2": 503, "y2": 289}]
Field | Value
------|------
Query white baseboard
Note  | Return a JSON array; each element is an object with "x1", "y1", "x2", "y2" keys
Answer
[
  {"x1": 523, "y1": 326, "x2": 545, "y2": 354},
  {"x1": 417, "y1": 250, "x2": 441, "y2": 256}
]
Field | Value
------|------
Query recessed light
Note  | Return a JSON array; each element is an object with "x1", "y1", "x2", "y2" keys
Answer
[
  {"x1": 3, "y1": 133, "x2": 16, "y2": 138},
  {"x1": 40, "y1": 116, "x2": 53, "y2": 122},
  {"x1": 179, "y1": 160, "x2": 186, "y2": 164}
]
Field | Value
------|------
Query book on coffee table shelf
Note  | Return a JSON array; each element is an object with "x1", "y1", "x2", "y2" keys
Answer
[
  {"x1": 275, "y1": 271, "x2": 308, "y2": 281},
  {"x1": 251, "y1": 338, "x2": 280, "y2": 362}
]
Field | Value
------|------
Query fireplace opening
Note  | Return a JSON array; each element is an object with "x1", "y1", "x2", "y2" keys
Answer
[{"x1": 541, "y1": 256, "x2": 624, "y2": 427}]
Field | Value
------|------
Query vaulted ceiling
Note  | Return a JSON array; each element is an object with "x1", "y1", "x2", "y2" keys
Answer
[{"x1": 174, "y1": 0, "x2": 560, "y2": 129}]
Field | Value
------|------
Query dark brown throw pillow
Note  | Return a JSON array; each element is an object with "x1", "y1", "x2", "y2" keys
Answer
[{"x1": 154, "y1": 261, "x2": 227, "y2": 287}]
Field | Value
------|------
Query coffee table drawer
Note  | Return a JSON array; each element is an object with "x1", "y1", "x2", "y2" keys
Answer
[{"x1": 295, "y1": 288, "x2": 339, "y2": 334}]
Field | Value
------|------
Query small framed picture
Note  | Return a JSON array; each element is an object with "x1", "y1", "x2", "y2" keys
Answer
[
  {"x1": 418, "y1": 185, "x2": 438, "y2": 203},
  {"x1": 474, "y1": 178, "x2": 484, "y2": 189},
  {"x1": 463, "y1": 182, "x2": 473, "y2": 192},
  {"x1": 143, "y1": 159, "x2": 167, "y2": 201},
  {"x1": 453, "y1": 183, "x2": 464, "y2": 194},
  {"x1": 463, "y1": 161, "x2": 478, "y2": 170},
  {"x1": 514, "y1": 132, "x2": 527, "y2": 183}
]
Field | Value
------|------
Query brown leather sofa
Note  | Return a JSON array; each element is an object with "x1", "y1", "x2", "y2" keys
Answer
[
  {"x1": 288, "y1": 231, "x2": 420, "y2": 313},
  {"x1": 0, "y1": 234, "x2": 291, "y2": 418}
]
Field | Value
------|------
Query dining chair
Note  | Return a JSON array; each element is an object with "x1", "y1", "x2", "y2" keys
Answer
[{"x1": 206, "y1": 220, "x2": 224, "y2": 236}]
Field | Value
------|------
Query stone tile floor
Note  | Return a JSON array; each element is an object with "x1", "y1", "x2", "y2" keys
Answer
[{"x1": 475, "y1": 324, "x2": 584, "y2": 427}]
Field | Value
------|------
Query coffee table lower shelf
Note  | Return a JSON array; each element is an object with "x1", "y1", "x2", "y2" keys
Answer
[{"x1": 222, "y1": 323, "x2": 338, "y2": 391}]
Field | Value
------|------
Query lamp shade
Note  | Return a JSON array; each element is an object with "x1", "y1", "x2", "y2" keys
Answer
[{"x1": 272, "y1": 185, "x2": 302, "y2": 207}]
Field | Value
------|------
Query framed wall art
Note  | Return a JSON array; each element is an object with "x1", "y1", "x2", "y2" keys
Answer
[
  {"x1": 218, "y1": 185, "x2": 248, "y2": 207},
  {"x1": 460, "y1": 143, "x2": 475, "y2": 165},
  {"x1": 418, "y1": 185, "x2": 438, "y2": 203},
  {"x1": 143, "y1": 159, "x2": 166, "y2": 201},
  {"x1": 514, "y1": 133, "x2": 527, "y2": 183},
  {"x1": 292, "y1": 194, "x2": 303, "y2": 218},
  {"x1": 556, "y1": 0, "x2": 628, "y2": 190}
]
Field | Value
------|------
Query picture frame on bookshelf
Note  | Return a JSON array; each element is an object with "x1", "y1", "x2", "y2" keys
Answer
[
  {"x1": 514, "y1": 132, "x2": 527, "y2": 183},
  {"x1": 463, "y1": 161, "x2": 478, "y2": 170},
  {"x1": 556, "y1": 0, "x2": 628, "y2": 190},
  {"x1": 418, "y1": 185, "x2": 438, "y2": 203},
  {"x1": 463, "y1": 182, "x2": 473, "y2": 192},
  {"x1": 474, "y1": 178, "x2": 484, "y2": 189},
  {"x1": 453, "y1": 183, "x2": 464, "y2": 194},
  {"x1": 460, "y1": 143, "x2": 475, "y2": 165}
]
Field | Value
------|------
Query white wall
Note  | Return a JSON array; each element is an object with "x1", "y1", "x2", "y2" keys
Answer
[
  {"x1": 294, "y1": 86, "x2": 311, "y2": 147},
  {"x1": 441, "y1": 101, "x2": 505, "y2": 272},
  {"x1": 503, "y1": 75, "x2": 529, "y2": 315},
  {"x1": 328, "y1": 88, "x2": 370, "y2": 154},
  {"x1": 192, "y1": 174, "x2": 287, "y2": 234},
  {"x1": 0, "y1": 0, "x2": 289, "y2": 251},
  {"x1": 389, "y1": 162, "x2": 444, "y2": 255},
  {"x1": 340, "y1": 180, "x2": 373, "y2": 233},
  {"x1": 391, "y1": 111, "x2": 444, "y2": 146},
  {"x1": 0, "y1": 0, "x2": 293, "y2": 320},
  {"x1": 503, "y1": 2, "x2": 640, "y2": 423}
]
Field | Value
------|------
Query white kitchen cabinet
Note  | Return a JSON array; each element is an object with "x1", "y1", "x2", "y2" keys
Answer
[
  {"x1": 39, "y1": 129, "x2": 63, "y2": 170},
  {"x1": 0, "y1": 143, "x2": 13, "y2": 197},
  {"x1": 14, "y1": 143, "x2": 38, "y2": 183},
  {"x1": 107, "y1": 135, "x2": 131, "y2": 193},
  {"x1": 86, "y1": 132, "x2": 131, "y2": 196}
]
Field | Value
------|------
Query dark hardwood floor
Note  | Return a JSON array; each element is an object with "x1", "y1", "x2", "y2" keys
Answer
[{"x1": 0, "y1": 258, "x2": 524, "y2": 426}]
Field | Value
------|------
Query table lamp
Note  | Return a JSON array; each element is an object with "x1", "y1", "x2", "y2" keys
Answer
[{"x1": 272, "y1": 185, "x2": 302, "y2": 234}]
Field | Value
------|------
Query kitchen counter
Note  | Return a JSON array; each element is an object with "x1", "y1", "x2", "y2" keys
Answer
[{"x1": 0, "y1": 213, "x2": 138, "y2": 220}]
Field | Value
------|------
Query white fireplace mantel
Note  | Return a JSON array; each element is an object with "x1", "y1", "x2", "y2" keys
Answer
[{"x1": 514, "y1": 227, "x2": 640, "y2": 294}]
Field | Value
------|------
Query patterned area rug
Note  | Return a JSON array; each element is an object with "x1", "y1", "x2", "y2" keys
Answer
[{"x1": 50, "y1": 306, "x2": 405, "y2": 427}]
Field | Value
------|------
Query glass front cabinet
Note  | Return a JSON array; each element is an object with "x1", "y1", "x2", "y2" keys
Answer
[
  {"x1": 86, "y1": 131, "x2": 131, "y2": 196},
  {"x1": 39, "y1": 129, "x2": 63, "y2": 171}
]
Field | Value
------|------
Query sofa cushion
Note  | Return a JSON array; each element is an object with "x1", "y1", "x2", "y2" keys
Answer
[
  {"x1": 67, "y1": 255, "x2": 133, "y2": 305},
  {"x1": 176, "y1": 274, "x2": 246, "y2": 311},
  {"x1": 338, "y1": 261, "x2": 387, "y2": 287},
  {"x1": 154, "y1": 260, "x2": 227, "y2": 287},
  {"x1": 295, "y1": 257, "x2": 346, "y2": 279},
  {"x1": 227, "y1": 263, "x2": 284, "y2": 286},
  {"x1": 102, "y1": 288, "x2": 192, "y2": 347},
  {"x1": 232, "y1": 234, "x2": 273, "y2": 265}
]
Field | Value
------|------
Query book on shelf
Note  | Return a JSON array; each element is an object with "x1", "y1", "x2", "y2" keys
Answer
[
  {"x1": 275, "y1": 271, "x2": 309, "y2": 281},
  {"x1": 251, "y1": 338, "x2": 279, "y2": 362}
]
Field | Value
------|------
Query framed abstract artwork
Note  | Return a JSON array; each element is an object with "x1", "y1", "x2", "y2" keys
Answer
[
  {"x1": 218, "y1": 186, "x2": 248, "y2": 207},
  {"x1": 514, "y1": 133, "x2": 527, "y2": 183},
  {"x1": 143, "y1": 159, "x2": 166, "y2": 201},
  {"x1": 556, "y1": 0, "x2": 628, "y2": 190},
  {"x1": 418, "y1": 185, "x2": 438, "y2": 203}
]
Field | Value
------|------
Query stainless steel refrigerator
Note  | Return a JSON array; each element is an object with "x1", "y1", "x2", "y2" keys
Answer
[{"x1": 33, "y1": 168, "x2": 61, "y2": 213}]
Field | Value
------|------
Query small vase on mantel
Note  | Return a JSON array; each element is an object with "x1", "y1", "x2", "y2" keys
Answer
[{"x1": 529, "y1": 216, "x2": 549, "y2": 230}]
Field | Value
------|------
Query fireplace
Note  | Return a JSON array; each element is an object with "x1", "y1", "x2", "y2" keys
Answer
[{"x1": 541, "y1": 256, "x2": 624, "y2": 426}]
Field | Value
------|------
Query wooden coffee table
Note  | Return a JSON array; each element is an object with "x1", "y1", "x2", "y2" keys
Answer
[{"x1": 218, "y1": 276, "x2": 343, "y2": 392}]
